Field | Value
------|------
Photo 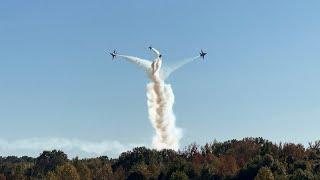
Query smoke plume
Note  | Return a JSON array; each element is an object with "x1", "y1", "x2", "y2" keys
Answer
[
  {"x1": 117, "y1": 51, "x2": 200, "y2": 150},
  {"x1": 146, "y1": 74, "x2": 182, "y2": 150}
]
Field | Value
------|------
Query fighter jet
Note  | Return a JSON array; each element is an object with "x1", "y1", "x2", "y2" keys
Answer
[
  {"x1": 148, "y1": 46, "x2": 162, "y2": 75},
  {"x1": 200, "y1": 50, "x2": 207, "y2": 60},
  {"x1": 110, "y1": 50, "x2": 117, "y2": 60},
  {"x1": 109, "y1": 46, "x2": 204, "y2": 80},
  {"x1": 149, "y1": 46, "x2": 162, "y2": 58}
]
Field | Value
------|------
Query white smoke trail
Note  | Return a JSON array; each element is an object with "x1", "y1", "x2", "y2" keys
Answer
[
  {"x1": 146, "y1": 74, "x2": 182, "y2": 150},
  {"x1": 117, "y1": 55, "x2": 152, "y2": 73},
  {"x1": 116, "y1": 52, "x2": 199, "y2": 150},
  {"x1": 162, "y1": 56, "x2": 200, "y2": 79}
]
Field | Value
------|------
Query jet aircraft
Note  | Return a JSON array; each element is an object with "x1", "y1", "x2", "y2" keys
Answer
[
  {"x1": 110, "y1": 50, "x2": 117, "y2": 60},
  {"x1": 200, "y1": 50, "x2": 207, "y2": 59}
]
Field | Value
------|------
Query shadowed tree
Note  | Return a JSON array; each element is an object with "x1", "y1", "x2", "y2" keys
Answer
[
  {"x1": 290, "y1": 168, "x2": 314, "y2": 180},
  {"x1": 127, "y1": 171, "x2": 146, "y2": 180},
  {"x1": 170, "y1": 171, "x2": 188, "y2": 180},
  {"x1": 113, "y1": 167, "x2": 126, "y2": 180},
  {"x1": 33, "y1": 150, "x2": 68, "y2": 177}
]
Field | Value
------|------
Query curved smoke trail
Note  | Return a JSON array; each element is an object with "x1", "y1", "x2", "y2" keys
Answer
[
  {"x1": 161, "y1": 56, "x2": 200, "y2": 79},
  {"x1": 116, "y1": 52, "x2": 199, "y2": 150}
]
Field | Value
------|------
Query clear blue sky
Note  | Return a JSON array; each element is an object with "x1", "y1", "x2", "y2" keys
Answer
[{"x1": 1, "y1": 0, "x2": 320, "y2": 157}]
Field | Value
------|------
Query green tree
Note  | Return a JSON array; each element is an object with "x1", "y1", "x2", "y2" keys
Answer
[
  {"x1": 290, "y1": 169, "x2": 314, "y2": 180},
  {"x1": 170, "y1": 171, "x2": 188, "y2": 180},
  {"x1": 7, "y1": 174, "x2": 27, "y2": 180}
]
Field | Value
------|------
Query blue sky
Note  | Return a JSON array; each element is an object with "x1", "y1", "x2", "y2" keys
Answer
[{"x1": 1, "y1": 0, "x2": 320, "y2": 157}]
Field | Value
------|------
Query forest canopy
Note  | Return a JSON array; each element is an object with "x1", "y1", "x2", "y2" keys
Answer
[{"x1": 1, "y1": 137, "x2": 320, "y2": 180}]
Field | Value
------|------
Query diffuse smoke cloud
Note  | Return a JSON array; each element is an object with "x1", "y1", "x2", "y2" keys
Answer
[{"x1": 0, "y1": 137, "x2": 143, "y2": 158}]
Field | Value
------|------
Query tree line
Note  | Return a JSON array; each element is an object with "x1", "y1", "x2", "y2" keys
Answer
[{"x1": 1, "y1": 137, "x2": 320, "y2": 180}]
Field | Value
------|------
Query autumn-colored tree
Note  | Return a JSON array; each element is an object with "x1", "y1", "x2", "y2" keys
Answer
[
  {"x1": 216, "y1": 155, "x2": 238, "y2": 177},
  {"x1": 130, "y1": 162, "x2": 154, "y2": 179},
  {"x1": 55, "y1": 163, "x2": 80, "y2": 180},
  {"x1": 0, "y1": 137, "x2": 320, "y2": 179},
  {"x1": 255, "y1": 167, "x2": 274, "y2": 180},
  {"x1": 73, "y1": 159, "x2": 92, "y2": 180},
  {"x1": 281, "y1": 143, "x2": 305, "y2": 164},
  {"x1": 46, "y1": 171, "x2": 58, "y2": 180},
  {"x1": 96, "y1": 164, "x2": 113, "y2": 180},
  {"x1": 113, "y1": 167, "x2": 125, "y2": 180},
  {"x1": 81, "y1": 156, "x2": 110, "y2": 179}
]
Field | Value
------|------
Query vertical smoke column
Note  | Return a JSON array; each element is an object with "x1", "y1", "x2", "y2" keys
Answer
[
  {"x1": 146, "y1": 73, "x2": 182, "y2": 150},
  {"x1": 116, "y1": 53, "x2": 200, "y2": 150}
]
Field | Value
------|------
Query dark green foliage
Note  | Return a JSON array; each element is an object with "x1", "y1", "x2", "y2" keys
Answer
[
  {"x1": 170, "y1": 171, "x2": 188, "y2": 180},
  {"x1": 290, "y1": 168, "x2": 314, "y2": 180},
  {"x1": 0, "y1": 137, "x2": 320, "y2": 179},
  {"x1": 32, "y1": 150, "x2": 68, "y2": 177},
  {"x1": 127, "y1": 171, "x2": 146, "y2": 180}
]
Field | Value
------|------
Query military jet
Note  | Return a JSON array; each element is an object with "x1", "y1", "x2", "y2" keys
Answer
[
  {"x1": 108, "y1": 46, "x2": 205, "y2": 80},
  {"x1": 200, "y1": 50, "x2": 207, "y2": 59},
  {"x1": 110, "y1": 50, "x2": 117, "y2": 60},
  {"x1": 149, "y1": 46, "x2": 162, "y2": 58},
  {"x1": 148, "y1": 46, "x2": 162, "y2": 74}
]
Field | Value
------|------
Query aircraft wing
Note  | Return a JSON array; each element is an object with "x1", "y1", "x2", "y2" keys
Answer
[{"x1": 118, "y1": 55, "x2": 152, "y2": 73}]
